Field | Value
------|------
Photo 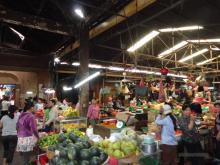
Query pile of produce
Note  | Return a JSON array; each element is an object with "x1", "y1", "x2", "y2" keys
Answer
[
  {"x1": 49, "y1": 132, "x2": 108, "y2": 165},
  {"x1": 95, "y1": 139, "x2": 138, "y2": 159},
  {"x1": 38, "y1": 129, "x2": 84, "y2": 149},
  {"x1": 62, "y1": 123, "x2": 87, "y2": 130},
  {"x1": 63, "y1": 107, "x2": 79, "y2": 118}
]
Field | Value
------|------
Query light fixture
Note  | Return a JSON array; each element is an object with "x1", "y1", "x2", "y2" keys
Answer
[
  {"x1": 88, "y1": 64, "x2": 105, "y2": 69},
  {"x1": 45, "y1": 89, "x2": 55, "y2": 94},
  {"x1": 127, "y1": 30, "x2": 160, "y2": 52},
  {"x1": 63, "y1": 86, "x2": 73, "y2": 91},
  {"x1": 72, "y1": 62, "x2": 80, "y2": 66},
  {"x1": 74, "y1": 71, "x2": 101, "y2": 88},
  {"x1": 158, "y1": 41, "x2": 188, "y2": 58},
  {"x1": 179, "y1": 48, "x2": 208, "y2": 62},
  {"x1": 188, "y1": 39, "x2": 220, "y2": 43},
  {"x1": 54, "y1": 58, "x2": 60, "y2": 63},
  {"x1": 69, "y1": 62, "x2": 187, "y2": 78},
  {"x1": 10, "y1": 27, "x2": 25, "y2": 40},
  {"x1": 74, "y1": 8, "x2": 84, "y2": 18},
  {"x1": 211, "y1": 47, "x2": 220, "y2": 51},
  {"x1": 26, "y1": 91, "x2": 33, "y2": 95},
  {"x1": 60, "y1": 62, "x2": 68, "y2": 65},
  {"x1": 213, "y1": 82, "x2": 220, "y2": 84},
  {"x1": 159, "y1": 25, "x2": 203, "y2": 32}
]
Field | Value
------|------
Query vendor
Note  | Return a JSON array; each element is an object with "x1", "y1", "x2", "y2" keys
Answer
[
  {"x1": 87, "y1": 99, "x2": 100, "y2": 126},
  {"x1": 43, "y1": 99, "x2": 58, "y2": 132},
  {"x1": 155, "y1": 104, "x2": 178, "y2": 165},
  {"x1": 178, "y1": 104, "x2": 203, "y2": 165}
]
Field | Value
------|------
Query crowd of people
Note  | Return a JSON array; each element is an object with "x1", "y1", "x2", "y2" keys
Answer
[{"x1": 155, "y1": 102, "x2": 220, "y2": 165}]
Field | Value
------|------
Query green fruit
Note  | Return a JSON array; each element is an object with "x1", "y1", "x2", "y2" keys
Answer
[
  {"x1": 67, "y1": 147, "x2": 76, "y2": 160},
  {"x1": 100, "y1": 152, "x2": 108, "y2": 163},
  {"x1": 58, "y1": 133, "x2": 67, "y2": 143},
  {"x1": 90, "y1": 147, "x2": 100, "y2": 157},
  {"x1": 59, "y1": 149, "x2": 67, "y2": 158},
  {"x1": 51, "y1": 156, "x2": 59, "y2": 164},
  {"x1": 90, "y1": 156, "x2": 101, "y2": 165},
  {"x1": 79, "y1": 149, "x2": 91, "y2": 160},
  {"x1": 79, "y1": 160, "x2": 90, "y2": 165},
  {"x1": 48, "y1": 145, "x2": 56, "y2": 151},
  {"x1": 113, "y1": 150, "x2": 124, "y2": 159},
  {"x1": 82, "y1": 141, "x2": 91, "y2": 149},
  {"x1": 112, "y1": 141, "x2": 120, "y2": 150}
]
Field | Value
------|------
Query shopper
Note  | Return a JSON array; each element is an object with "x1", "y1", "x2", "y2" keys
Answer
[
  {"x1": 155, "y1": 104, "x2": 178, "y2": 165},
  {"x1": 1, "y1": 96, "x2": 10, "y2": 118},
  {"x1": 0, "y1": 105, "x2": 18, "y2": 165},
  {"x1": 34, "y1": 98, "x2": 44, "y2": 111},
  {"x1": 87, "y1": 99, "x2": 100, "y2": 126},
  {"x1": 43, "y1": 99, "x2": 58, "y2": 132},
  {"x1": 214, "y1": 102, "x2": 220, "y2": 159},
  {"x1": 179, "y1": 104, "x2": 204, "y2": 165},
  {"x1": 16, "y1": 101, "x2": 39, "y2": 165}
]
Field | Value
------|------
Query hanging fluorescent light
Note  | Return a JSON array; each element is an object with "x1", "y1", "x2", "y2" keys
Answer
[
  {"x1": 63, "y1": 86, "x2": 73, "y2": 91},
  {"x1": 61, "y1": 62, "x2": 68, "y2": 65},
  {"x1": 74, "y1": 8, "x2": 84, "y2": 18},
  {"x1": 74, "y1": 71, "x2": 101, "y2": 88},
  {"x1": 26, "y1": 91, "x2": 33, "y2": 95},
  {"x1": 159, "y1": 25, "x2": 203, "y2": 32},
  {"x1": 88, "y1": 64, "x2": 105, "y2": 69},
  {"x1": 179, "y1": 48, "x2": 208, "y2": 63},
  {"x1": 211, "y1": 47, "x2": 220, "y2": 51},
  {"x1": 158, "y1": 41, "x2": 188, "y2": 58},
  {"x1": 213, "y1": 82, "x2": 220, "y2": 84},
  {"x1": 127, "y1": 30, "x2": 160, "y2": 52},
  {"x1": 72, "y1": 62, "x2": 80, "y2": 66},
  {"x1": 188, "y1": 39, "x2": 220, "y2": 43},
  {"x1": 10, "y1": 27, "x2": 25, "y2": 40}
]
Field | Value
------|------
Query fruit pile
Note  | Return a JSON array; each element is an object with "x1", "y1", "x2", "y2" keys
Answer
[
  {"x1": 95, "y1": 139, "x2": 138, "y2": 159},
  {"x1": 49, "y1": 132, "x2": 108, "y2": 165},
  {"x1": 62, "y1": 123, "x2": 87, "y2": 130},
  {"x1": 63, "y1": 107, "x2": 79, "y2": 118},
  {"x1": 38, "y1": 129, "x2": 84, "y2": 149}
]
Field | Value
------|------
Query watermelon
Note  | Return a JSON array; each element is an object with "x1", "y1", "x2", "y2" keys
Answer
[
  {"x1": 67, "y1": 147, "x2": 76, "y2": 160},
  {"x1": 90, "y1": 156, "x2": 101, "y2": 165},
  {"x1": 79, "y1": 160, "x2": 90, "y2": 165},
  {"x1": 90, "y1": 147, "x2": 100, "y2": 157},
  {"x1": 100, "y1": 152, "x2": 108, "y2": 163},
  {"x1": 79, "y1": 149, "x2": 91, "y2": 160}
]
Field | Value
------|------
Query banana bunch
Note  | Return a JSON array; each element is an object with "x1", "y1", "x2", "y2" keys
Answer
[{"x1": 63, "y1": 107, "x2": 79, "y2": 117}]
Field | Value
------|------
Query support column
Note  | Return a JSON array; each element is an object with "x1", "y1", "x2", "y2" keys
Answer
[{"x1": 79, "y1": 22, "x2": 89, "y2": 117}]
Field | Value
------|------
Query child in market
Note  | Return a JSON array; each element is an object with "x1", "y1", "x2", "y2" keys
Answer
[{"x1": 87, "y1": 99, "x2": 100, "y2": 126}]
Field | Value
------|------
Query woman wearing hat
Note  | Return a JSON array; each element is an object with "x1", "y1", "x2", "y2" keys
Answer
[{"x1": 155, "y1": 103, "x2": 178, "y2": 165}]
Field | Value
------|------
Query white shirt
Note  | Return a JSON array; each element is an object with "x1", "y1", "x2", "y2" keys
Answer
[
  {"x1": 1, "y1": 100, "x2": 10, "y2": 111},
  {"x1": 1, "y1": 115, "x2": 18, "y2": 136},
  {"x1": 155, "y1": 115, "x2": 177, "y2": 145}
]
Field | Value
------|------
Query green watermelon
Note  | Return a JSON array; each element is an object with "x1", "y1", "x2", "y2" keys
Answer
[
  {"x1": 90, "y1": 147, "x2": 100, "y2": 157},
  {"x1": 79, "y1": 160, "x2": 90, "y2": 165},
  {"x1": 79, "y1": 149, "x2": 91, "y2": 160},
  {"x1": 67, "y1": 147, "x2": 76, "y2": 160},
  {"x1": 90, "y1": 156, "x2": 101, "y2": 165},
  {"x1": 100, "y1": 152, "x2": 108, "y2": 163}
]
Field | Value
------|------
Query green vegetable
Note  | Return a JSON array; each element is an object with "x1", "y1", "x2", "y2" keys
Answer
[{"x1": 99, "y1": 152, "x2": 108, "y2": 163}]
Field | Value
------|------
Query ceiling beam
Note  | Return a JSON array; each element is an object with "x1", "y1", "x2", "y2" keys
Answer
[
  {"x1": 0, "y1": 5, "x2": 74, "y2": 36},
  {"x1": 57, "y1": 0, "x2": 156, "y2": 58}
]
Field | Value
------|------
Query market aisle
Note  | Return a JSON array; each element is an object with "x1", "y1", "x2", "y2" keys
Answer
[{"x1": 0, "y1": 136, "x2": 22, "y2": 165}]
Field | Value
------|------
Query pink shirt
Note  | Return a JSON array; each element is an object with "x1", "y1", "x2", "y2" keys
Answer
[{"x1": 87, "y1": 104, "x2": 100, "y2": 119}]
